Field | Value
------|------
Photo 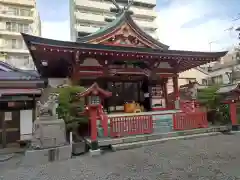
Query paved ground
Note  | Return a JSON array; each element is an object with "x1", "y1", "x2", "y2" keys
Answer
[{"x1": 1, "y1": 133, "x2": 240, "y2": 179}]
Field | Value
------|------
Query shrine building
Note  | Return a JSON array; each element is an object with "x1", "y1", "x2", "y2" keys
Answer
[{"x1": 21, "y1": 7, "x2": 227, "y2": 126}]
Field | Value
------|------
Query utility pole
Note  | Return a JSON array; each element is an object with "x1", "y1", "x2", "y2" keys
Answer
[
  {"x1": 236, "y1": 27, "x2": 240, "y2": 45},
  {"x1": 208, "y1": 41, "x2": 218, "y2": 52}
]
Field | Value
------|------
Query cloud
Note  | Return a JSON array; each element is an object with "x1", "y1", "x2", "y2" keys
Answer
[
  {"x1": 156, "y1": 0, "x2": 239, "y2": 51},
  {"x1": 41, "y1": 20, "x2": 70, "y2": 41}
]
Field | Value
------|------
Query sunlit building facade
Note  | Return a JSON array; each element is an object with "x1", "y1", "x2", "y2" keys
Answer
[{"x1": 0, "y1": 0, "x2": 41, "y2": 70}]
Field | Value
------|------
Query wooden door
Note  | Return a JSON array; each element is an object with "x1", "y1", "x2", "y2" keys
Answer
[{"x1": 0, "y1": 111, "x2": 20, "y2": 147}]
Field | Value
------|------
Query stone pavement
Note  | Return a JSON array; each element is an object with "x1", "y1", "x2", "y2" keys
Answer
[{"x1": 1, "y1": 133, "x2": 240, "y2": 179}]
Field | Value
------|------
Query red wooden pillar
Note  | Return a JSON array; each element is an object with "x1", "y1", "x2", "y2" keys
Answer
[
  {"x1": 230, "y1": 102, "x2": 237, "y2": 125},
  {"x1": 71, "y1": 66, "x2": 78, "y2": 85},
  {"x1": 89, "y1": 108, "x2": 98, "y2": 141},
  {"x1": 172, "y1": 74, "x2": 180, "y2": 109},
  {"x1": 163, "y1": 80, "x2": 168, "y2": 109}
]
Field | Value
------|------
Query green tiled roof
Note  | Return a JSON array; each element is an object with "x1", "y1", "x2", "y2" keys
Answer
[{"x1": 77, "y1": 10, "x2": 169, "y2": 49}]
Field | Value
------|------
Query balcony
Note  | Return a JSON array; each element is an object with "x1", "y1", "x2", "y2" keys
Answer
[
  {"x1": 0, "y1": 45, "x2": 29, "y2": 54},
  {"x1": 131, "y1": 7, "x2": 157, "y2": 18},
  {"x1": 74, "y1": 0, "x2": 157, "y2": 18},
  {"x1": 134, "y1": 0, "x2": 156, "y2": 6},
  {"x1": 75, "y1": 12, "x2": 105, "y2": 24},
  {"x1": 75, "y1": 25, "x2": 100, "y2": 34},
  {"x1": 0, "y1": 25, "x2": 31, "y2": 36},
  {"x1": 0, "y1": 48, "x2": 29, "y2": 54},
  {"x1": 1, "y1": 0, "x2": 35, "y2": 7},
  {"x1": 0, "y1": 29, "x2": 30, "y2": 36},
  {"x1": 135, "y1": 20, "x2": 157, "y2": 31},
  {"x1": 0, "y1": 12, "x2": 34, "y2": 22}
]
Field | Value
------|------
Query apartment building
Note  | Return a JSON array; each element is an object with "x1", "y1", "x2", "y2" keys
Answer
[
  {"x1": 0, "y1": 0, "x2": 41, "y2": 70},
  {"x1": 201, "y1": 50, "x2": 240, "y2": 85},
  {"x1": 69, "y1": 0, "x2": 158, "y2": 42}
]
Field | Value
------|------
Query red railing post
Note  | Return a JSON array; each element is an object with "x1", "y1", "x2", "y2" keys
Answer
[
  {"x1": 173, "y1": 113, "x2": 177, "y2": 130},
  {"x1": 230, "y1": 102, "x2": 237, "y2": 125}
]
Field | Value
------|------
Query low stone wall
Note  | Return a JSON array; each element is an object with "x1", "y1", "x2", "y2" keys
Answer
[
  {"x1": 21, "y1": 145, "x2": 72, "y2": 166},
  {"x1": 95, "y1": 126, "x2": 229, "y2": 147}
]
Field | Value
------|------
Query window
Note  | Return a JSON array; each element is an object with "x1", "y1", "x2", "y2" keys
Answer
[
  {"x1": 5, "y1": 39, "x2": 24, "y2": 49},
  {"x1": 6, "y1": 22, "x2": 11, "y2": 31},
  {"x1": 18, "y1": 23, "x2": 29, "y2": 33},
  {"x1": 211, "y1": 75, "x2": 223, "y2": 85},
  {"x1": 6, "y1": 22, "x2": 17, "y2": 32},
  {"x1": 23, "y1": 56, "x2": 30, "y2": 66},
  {"x1": 8, "y1": 7, "x2": 18, "y2": 15},
  {"x1": 6, "y1": 55, "x2": 31, "y2": 68},
  {"x1": 5, "y1": 22, "x2": 29, "y2": 33},
  {"x1": 6, "y1": 6, "x2": 31, "y2": 17},
  {"x1": 187, "y1": 79, "x2": 196, "y2": 84},
  {"x1": 20, "y1": 9, "x2": 31, "y2": 16},
  {"x1": 11, "y1": 39, "x2": 17, "y2": 49},
  {"x1": 202, "y1": 79, "x2": 208, "y2": 85}
]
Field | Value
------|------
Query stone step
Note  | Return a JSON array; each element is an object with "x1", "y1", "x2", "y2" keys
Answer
[
  {"x1": 154, "y1": 126, "x2": 173, "y2": 133},
  {"x1": 154, "y1": 121, "x2": 172, "y2": 126},
  {"x1": 96, "y1": 126, "x2": 229, "y2": 147},
  {"x1": 111, "y1": 132, "x2": 222, "y2": 151}
]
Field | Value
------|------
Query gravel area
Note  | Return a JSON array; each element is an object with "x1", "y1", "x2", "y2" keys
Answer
[{"x1": 1, "y1": 133, "x2": 240, "y2": 179}]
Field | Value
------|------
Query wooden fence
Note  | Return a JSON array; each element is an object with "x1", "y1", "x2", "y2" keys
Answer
[
  {"x1": 173, "y1": 111, "x2": 208, "y2": 130},
  {"x1": 109, "y1": 115, "x2": 153, "y2": 137}
]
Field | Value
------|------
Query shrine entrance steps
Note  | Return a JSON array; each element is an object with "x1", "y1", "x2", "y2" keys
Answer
[{"x1": 86, "y1": 126, "x2": 230, "y2": 151}]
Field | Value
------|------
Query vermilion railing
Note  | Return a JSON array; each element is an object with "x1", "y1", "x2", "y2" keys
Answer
[
  {"x1": 173, "y1": 112, "x2": 208, "y2": 130},
  {"x1": 109, "y1": 115, "x2": 153, "y2": 137},
  {"x1": 180, "y1": 100, "x2": 200, "y2": 113}
]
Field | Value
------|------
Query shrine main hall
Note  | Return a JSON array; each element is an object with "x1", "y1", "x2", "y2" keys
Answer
[{"x1": 22, "y1": 8, "x2": 227, "y2": 114}]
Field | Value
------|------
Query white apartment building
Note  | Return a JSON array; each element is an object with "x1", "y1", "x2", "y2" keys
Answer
[
  {"x1": 0, "y1": 0, "x2": 41, "y2": 70},
  {"x1": 201, "y1": 50, "x2": 240, "y2": 85},
  {"x1": 69, "y1": 0, "x2": 158, "y2": 42}
]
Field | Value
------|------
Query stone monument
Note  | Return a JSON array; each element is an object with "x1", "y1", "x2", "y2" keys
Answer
[
  {"x1": 31, "y1": 93, "x2": 67, "y2": 149},
  {"x1": 22, "y1": 93, "x2": 72, "y2": 166}
]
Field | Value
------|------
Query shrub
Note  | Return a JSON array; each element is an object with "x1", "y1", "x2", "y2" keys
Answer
[{"x1": 55, "y1": 86, "x2": 88, "y2": 140}]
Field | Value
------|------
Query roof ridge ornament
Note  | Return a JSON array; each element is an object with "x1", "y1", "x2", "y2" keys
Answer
[{"x1": 111, "y1": 0, "x2": 134, "y2": 16}]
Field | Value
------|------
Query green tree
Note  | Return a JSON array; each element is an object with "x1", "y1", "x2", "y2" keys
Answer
[
  {"x1": 55, "y1": 86, "x2": 88, "y2": 139},
  {"x1": 197, "y1": 85, "x2": 230, "y2": 125},
  {"x1": 197, "y1": 85, "x2": 220, "y2": 110}
]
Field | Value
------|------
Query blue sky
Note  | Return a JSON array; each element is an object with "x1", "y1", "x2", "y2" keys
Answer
[{"x1": 37, "y1": 0, "x2": 240, "y2": 51}]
